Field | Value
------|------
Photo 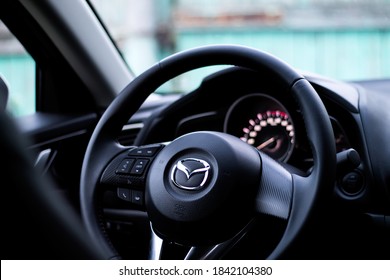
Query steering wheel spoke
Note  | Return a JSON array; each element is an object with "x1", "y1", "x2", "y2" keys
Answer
[
  {"x1": 149, "y1": 218, "x2": 257, "y2": 260},
  {"x1": 184, "y1": 218, "x2": 257, "y2": 260},
  {"x1": 255, "y1": 152, "x2": 293, "y2": 220}
]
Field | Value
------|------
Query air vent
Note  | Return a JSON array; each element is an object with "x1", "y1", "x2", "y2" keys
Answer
[{"x1": 118, "y1": 123, "x2": 143, "y2": 146}]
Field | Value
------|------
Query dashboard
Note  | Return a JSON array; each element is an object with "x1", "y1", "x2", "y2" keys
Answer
[
  {"x1": 136, "y1": 66, "x2": 355, "y2": 174},
  {"x1": 116, "y1": 65, "x2": 390, "y2": 259}
]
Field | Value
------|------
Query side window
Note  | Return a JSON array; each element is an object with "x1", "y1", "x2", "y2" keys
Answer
[{"x1": 0, "y1": 20, "x2": 35, "y2": 117}]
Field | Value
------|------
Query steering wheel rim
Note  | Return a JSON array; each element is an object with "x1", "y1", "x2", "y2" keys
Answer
[{"x1": 80, "y1": 44, "x2": 336, "y2": 259}]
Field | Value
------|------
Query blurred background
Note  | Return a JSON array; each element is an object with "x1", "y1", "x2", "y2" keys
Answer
[{"x1": 1, "y1": 0, "x2": 390, "y2": 115}]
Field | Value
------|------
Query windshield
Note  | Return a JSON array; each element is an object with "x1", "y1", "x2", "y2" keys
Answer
[{"x1": 90, "y1": 0, "x2": 390, "y2": 93}]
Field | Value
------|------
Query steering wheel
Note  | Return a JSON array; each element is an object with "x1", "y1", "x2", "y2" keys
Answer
[{"x1": 80, "y1": 45, "x2": 336, "y2": 260}]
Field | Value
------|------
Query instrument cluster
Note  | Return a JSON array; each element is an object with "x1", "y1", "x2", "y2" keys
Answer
[{"x1": 224, "y1": 93, "x2": 296, "y2": 162}]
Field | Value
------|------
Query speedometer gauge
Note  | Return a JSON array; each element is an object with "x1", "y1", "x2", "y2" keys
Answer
[{"x1": 224, "y1": 94, "x2": 295, "y2": 162}]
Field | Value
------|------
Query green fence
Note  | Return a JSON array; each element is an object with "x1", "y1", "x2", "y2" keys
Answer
[
  {"x1": 1, "y1": 28, "x2": 389, "y2": 111},
  {"x1": 175, "y1": 28, "x2": 390, "y2": 90}
]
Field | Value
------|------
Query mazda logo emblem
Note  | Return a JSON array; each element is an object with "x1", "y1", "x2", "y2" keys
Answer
[{"x1": 170, "y1": 158, "x2": 211, "y2": 190}]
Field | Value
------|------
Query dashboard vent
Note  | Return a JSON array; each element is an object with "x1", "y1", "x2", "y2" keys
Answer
[{"x1": 118, "y1": 123, "x2": 143, "y2": 146}]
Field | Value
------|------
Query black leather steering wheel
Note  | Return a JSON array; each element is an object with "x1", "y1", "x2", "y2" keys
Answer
[{"x1": 80, "y1": 45, "x2": 336, "y2": 260}]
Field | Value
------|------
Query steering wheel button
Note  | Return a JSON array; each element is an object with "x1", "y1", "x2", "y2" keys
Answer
[
  {"x1": 115, "y1": 158, "x2": 135, "y2": 174},
  {"x1": 130, "y1": 159, "x2": 149, "y2": 175},
  {"x1": 131, "y1": 190, "x2": 144, "y2": 205},
  {"x1": 117, "y1": 188, "x2": 131, "y2": 202}
]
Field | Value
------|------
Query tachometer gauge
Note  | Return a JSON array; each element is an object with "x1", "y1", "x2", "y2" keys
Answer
[
  {"x1": 241, "y1": 110, "x2": 294, "y2": 161},
  {"x1": 224, "y1": 93, "x2": 295, "y2": 162}
]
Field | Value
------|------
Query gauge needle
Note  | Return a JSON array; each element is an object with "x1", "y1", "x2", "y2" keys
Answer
[{"x1": 257, "y1": 137, "x2": 276, "y2": 150}]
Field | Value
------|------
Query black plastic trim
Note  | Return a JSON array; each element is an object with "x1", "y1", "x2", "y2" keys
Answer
[{"x1": 16, "y1": 112, "x2": 98, "y2": 146}]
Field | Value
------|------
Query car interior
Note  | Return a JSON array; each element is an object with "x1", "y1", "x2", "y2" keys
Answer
[{"x1": 1, "y1": 0, "x2": 389, "y2": 260}]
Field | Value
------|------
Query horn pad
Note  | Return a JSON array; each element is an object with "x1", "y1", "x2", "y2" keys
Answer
[{"x1": 146, "y1": 131, "x2": 261, "y2": 246}]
